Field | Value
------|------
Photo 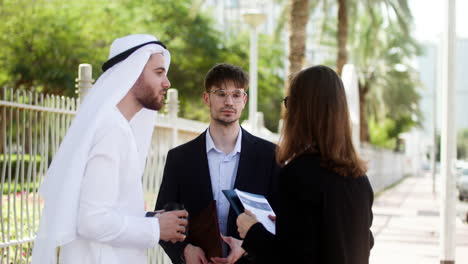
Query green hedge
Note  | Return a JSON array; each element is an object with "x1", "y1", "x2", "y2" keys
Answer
[
  {"x1": 2, "y1": 180, "x2": 41, "y2": 194},
  {"x1": 0, "y1": 154, "x2": 42, "y2": 180}
]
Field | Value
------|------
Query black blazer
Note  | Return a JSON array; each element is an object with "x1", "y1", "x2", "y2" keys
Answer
[
  {"x1": 155, "y1": 128, "x2": 280, "y2": 264},
  {"x1": 242, "y1": 153, "x2": 374, "y2": 264}
]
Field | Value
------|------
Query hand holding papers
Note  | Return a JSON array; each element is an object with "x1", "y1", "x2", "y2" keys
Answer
[{"x1": 223, "y1": 189, "x2": 276, "y2": 235}]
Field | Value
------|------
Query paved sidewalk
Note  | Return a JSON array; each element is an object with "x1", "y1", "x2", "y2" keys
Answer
[{"x1": 370, "y1": 173, "x2": 468, "y2": 264}]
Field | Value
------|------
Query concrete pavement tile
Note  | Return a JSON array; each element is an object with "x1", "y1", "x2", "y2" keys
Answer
[{"x1": 370, "y1": 174, "x2": 468, "y2": 263}]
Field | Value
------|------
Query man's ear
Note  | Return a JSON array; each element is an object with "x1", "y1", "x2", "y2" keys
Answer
[{"x1": 203, "y1": 92, "x2": 210, "y2": 106}]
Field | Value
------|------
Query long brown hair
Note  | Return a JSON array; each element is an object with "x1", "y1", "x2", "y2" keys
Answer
[{"x1": 277, "y1": 65, "x2": 367, "y2": 178}]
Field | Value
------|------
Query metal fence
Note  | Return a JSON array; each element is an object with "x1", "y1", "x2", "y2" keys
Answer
[
  {"x1": 0, "y1": 87, "x2": 78, "y2": 263},
  {"x1": 0, "y1": 83, "x2": 211, "y2": 263}
]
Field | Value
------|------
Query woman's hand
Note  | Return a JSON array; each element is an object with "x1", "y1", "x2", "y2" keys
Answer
[{"x1": 236, "y1": 210, "x2": 258, "y2": 239}]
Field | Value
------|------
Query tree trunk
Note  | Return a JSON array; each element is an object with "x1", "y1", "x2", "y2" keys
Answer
[
  {"x1": 359, "y1": 81, "x2": 369, "y2": 142},
  {"x1": 336, "y1": 0, "x2": 348, "y2": 76},
  {"x1": 394, "y1": 138, "x2": 401, "y2": 152},
  {"x1": 286, "y1": 0, "x2": 310, "y2": 95}
]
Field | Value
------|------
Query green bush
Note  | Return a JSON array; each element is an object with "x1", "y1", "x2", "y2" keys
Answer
[
  {"x1": 2, "y1": 180, "x2": 41, "y2": 195},
  {"x1": 0, "y1": 154, "x2": 42, "y2": 180}
]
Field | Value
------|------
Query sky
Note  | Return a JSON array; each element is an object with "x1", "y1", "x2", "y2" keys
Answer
[{"x1": 410, "y1": 0, "x2": 468, "y2": 43}]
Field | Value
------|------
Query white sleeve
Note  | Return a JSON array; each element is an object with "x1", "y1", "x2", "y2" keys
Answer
[{"x1": 76, "y1": 128, "x2": 160, "y2": 249}]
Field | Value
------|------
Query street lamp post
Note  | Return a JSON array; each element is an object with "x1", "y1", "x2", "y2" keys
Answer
[
  {"x1": 242, "y1": 10, "x2": 266, "y2": 133},
  {"x1": 440, "y1": 0, "x2": 456, "y2": 263}
]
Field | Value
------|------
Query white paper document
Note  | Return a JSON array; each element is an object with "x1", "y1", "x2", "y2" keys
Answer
[{"x1": 234, "y1": 189, "x2": 276, "y2": 235}]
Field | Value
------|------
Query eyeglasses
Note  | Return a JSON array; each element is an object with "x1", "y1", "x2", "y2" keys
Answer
[
  {"x1": 209, "y1": 89, "x2": 247, "y2": 103},
  {"x1": 283, "y1": 96, "x2": 289, "y2": 108}
]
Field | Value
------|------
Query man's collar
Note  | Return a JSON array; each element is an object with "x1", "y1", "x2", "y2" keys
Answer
[
  {"x1": 206, "y1": 126, "x2": 242, "y2": 155},
  {"x1": 206, "y1": 128, "x2": 217, "y2": 153}
]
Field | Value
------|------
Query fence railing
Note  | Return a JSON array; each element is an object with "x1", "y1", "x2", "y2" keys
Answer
[
  {"x1": 0, "y1": 84, "x2": 211, "y2": 263},
  {"x1": 0, "y1": 87, "x2": 78, "y2": 263}
]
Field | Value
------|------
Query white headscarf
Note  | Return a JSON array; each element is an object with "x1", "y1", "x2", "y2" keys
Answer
[{"x1": 31, "y1": 34, "x2": 171, "y2": 264}]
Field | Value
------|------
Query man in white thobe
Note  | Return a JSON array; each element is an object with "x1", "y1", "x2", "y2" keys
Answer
[{"x1": 32, "y1": 34, "x2": 188, "y2": 264}]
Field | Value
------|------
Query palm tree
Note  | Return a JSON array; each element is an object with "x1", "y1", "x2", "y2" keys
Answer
[
  {"x1": 281, "y1": 0, "x2": 418, "y2": 144},
  {"x1": 348, "y1": 3, "x2": 421, "y2": 143},
  {"x1": 276, "y1": 0, "x2": 327, "y2": 96},
  {"x1": 325, "y1": 0, "x2": 416, "y2": 142},
  {"x1": 286, "y1": 0, "x2": 310, "y2": 94},
  {"x1": 336, "y1": 0, "x2": 348, "y2": 76}
]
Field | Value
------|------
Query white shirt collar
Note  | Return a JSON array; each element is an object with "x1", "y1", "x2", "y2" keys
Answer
[{"x1": 206, "y1": 127, "x2": 242, "y2": 156}]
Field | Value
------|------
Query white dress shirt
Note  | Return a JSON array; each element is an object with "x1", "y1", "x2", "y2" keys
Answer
[
  {"x1": 206, "y1": 127, "x2": 242, "y2": 238},
  {"x1": 59, "y1": 107, "x2": 159, "y2": 264}
]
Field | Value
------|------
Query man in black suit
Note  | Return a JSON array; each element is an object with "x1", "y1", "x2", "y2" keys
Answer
[{"x1": 155, "y1": 63, "x2": 279, "y2": 264}]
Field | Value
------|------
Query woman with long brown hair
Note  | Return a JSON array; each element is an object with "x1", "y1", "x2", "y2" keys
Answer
[{"x1": 236, "y1": 65, "x2": 374, "y2": 264}]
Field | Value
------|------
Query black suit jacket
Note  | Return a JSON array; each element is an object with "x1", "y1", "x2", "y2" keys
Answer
[
  {"x1": 241, "y1": 153, "x2": 374, "y2": 264},
  {"x1": 155, "y1": 128, "x2": 280, "y2": 264}
]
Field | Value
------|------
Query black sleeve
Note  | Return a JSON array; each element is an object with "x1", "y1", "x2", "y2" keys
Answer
[
  {"x1": 155, "y1": 150, "x2": 188, "y2": 264},
  {"x1": 242, "y1": 223, "x2": 278, "y2": 264},
  {"x1": 243, "y1": 160, "x2": 322, "y2": 264},
  {"x1": 279, "y1": 162, "x2": 321, "y2": 263}
]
